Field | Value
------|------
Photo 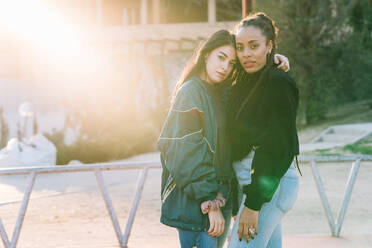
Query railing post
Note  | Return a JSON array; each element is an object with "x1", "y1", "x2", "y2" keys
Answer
[
  {"x1": 122, "y1": 167, "x2": 149, "y2": 247},
  {"x1": 94, "y1": 169, "x2": 124, "y2": 247},
  {"x1": 335, "y1": 159, "x2": 361, "y2": 236},
  {"x1": 11, "y1": 172, "x2": 36, "y2": 248},
  {"x1": 0, "y1": 219, "x2": 11, "y2": 248},
  {"x1": 311, "y1": 160, "x2": 337, "y2": 236}
]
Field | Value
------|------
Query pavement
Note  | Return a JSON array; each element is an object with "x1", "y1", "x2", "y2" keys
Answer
[
  {"x1": 300, "y1": 123, "x2": 372, "y2": 152},
  {"x1": 284, "y1": 234, "x2": 372, "y2": 248},
  {"x1": 0, "y1": 152, "x2": 371, "y2": 247}
]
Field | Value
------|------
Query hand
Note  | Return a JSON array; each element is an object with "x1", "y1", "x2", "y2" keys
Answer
[
  {"x1": 238, "y1": 206, "x2": 258, "y2": 242},
  {"x1": 208, "y1": 209, "x2": 225, "y2": 237},
  {"x1": 274, "y1": 54, "x2": 290, "y2": 72}
]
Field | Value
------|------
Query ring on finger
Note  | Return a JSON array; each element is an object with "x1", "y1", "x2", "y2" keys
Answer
[{"x1": 249, "y1": 227, "x2": 256, "y2": 236}]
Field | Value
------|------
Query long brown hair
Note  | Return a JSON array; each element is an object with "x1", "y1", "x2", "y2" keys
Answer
[{"x1": 171, "y1": 29, "x2": 236, "y2": 102}]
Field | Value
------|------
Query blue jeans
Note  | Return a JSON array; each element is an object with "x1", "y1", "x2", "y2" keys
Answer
[
  {"x1": 177, "y1": 196, "x2": 232, "y2": 248},
  {"x1": 228, "y1": 163, "x2": 299, "y2": 248},
  {"x1": 218, "y1": 199, "x2": 232, "y2": 248},
  {"x1": 178, "y1": 229, "x2": 217, "y2": 248}
]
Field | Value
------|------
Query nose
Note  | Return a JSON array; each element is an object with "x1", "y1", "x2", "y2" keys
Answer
[
  {"x1": 221, "y1": 60, "x2": 229, "y2": 72},
  {"x1": 242, "y1": 48, "x2": 251, "y2": 58}
]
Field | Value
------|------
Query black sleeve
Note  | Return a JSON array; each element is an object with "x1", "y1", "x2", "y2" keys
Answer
[
  {"x1": 243, "y1": 71, "x2": 299, "y2": 211},
  {"x1": 231, "y1": 174, "x2": 240, "y2": 216}
]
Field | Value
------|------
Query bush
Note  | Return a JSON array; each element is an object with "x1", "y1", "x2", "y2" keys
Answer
[
  {"x1": 43, "y1": 52, "x2": 173, "y2": 165},
  {"x1": 45, "y1": 119, "x2": 159, "y2": 165}
]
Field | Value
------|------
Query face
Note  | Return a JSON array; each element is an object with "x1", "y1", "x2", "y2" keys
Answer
[
  {"x1": 204, "y1": 45, "x2": 236, "y2": 84},
  {"x1": 236, "y1": 26, "x2": 273, "y2": 74}
]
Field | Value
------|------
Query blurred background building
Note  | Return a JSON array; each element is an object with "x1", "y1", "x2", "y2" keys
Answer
[
  {"x1": 0, "y1": 0, "x2": 245, "y2": 139},
  {"x1": 0, "y1": 0, "x2": 247, "y2": 163},
  {"x1": 0, "y1": 0, "x2": 245, "y2": 78}
]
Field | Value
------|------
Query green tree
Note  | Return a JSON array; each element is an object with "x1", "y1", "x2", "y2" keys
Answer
[
  {"x1": 279, "y1": 1, "x2": 349, "y2": 124},
  {"x1": 256, "y1": 0, "x2": 372, "y2": 124}
]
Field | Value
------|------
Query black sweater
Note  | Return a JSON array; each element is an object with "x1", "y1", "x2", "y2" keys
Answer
[{"x1": 229, "y1": 66, "x2": 299, "y2": 211}]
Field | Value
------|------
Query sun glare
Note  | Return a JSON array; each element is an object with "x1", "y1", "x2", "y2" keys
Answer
[
  {"x1": 0, "y1": 0, "x2": 82, "y2": 58},
  {"x1": 0, "y1": 0, "x2": 106, "y2": 94},
  {"x1": 0, "y1": 0, "x2": 135, "y2": 104}
]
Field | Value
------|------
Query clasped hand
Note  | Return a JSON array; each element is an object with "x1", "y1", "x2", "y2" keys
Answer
[{"x1": 208, "y1": 208, "x2": 225, "y2": 237}]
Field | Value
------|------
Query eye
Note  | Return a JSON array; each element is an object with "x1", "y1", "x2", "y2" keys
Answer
[
  {"x1": 218, "y1": 55, "x2": 225, "y2": 61},
  {"x1": 250, "y1": 44, "x2": 259, "y2": 49},
  {"x1": 236, "y1": 46, "x2": 243, "y2": 51}
]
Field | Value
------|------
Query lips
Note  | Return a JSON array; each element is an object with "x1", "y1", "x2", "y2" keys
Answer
[
  {"x1": 243, "y1": 60, "x2": 255, "y2": 68},
  {"x1": 216, "y1": 71, "x2": 226, "y2": 78}
]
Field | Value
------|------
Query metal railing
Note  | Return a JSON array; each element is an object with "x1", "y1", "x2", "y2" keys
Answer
[
  {"x1": 0, "y1": 161, "x2": 159, "y2": 248},
  {"x1": 299, "y1": 155, "x2": 372, "y2": 237},
  {"x1": 0, "y1": 155, "x2": 371, "y2": 247}
]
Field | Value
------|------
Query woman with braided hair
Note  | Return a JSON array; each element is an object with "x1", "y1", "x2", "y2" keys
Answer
[{"x1": 228, "y1": 12, "x2": 300, "y2": 248}]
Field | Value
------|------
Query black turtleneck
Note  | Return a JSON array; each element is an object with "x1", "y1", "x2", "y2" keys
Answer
[{"x1": 228, "y1": 65, "x2": 299, "y2": 211}]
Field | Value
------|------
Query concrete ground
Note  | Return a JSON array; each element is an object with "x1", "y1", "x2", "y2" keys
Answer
[
  {"x1": 0, "y1": 152, "x2": 371, "y2": 247},
  {"x1": 300, "y1": 123, "x2": 372, "y2": 152}
]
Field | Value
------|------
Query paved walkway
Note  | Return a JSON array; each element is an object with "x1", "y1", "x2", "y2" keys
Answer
[
  {"x1": 284, "y1": 233, "x2": 372, "y2": 248},
  {"x1": 300, "y1": 123, "x2": 372, "y2": 152},
  {"x1": 0, "y1": 152, "x2": 371, "y2": 247}
]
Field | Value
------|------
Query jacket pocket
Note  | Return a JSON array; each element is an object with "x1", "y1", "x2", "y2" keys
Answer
[{"x1": 162, "y1": 186, "x2": 206, "y2": 229}]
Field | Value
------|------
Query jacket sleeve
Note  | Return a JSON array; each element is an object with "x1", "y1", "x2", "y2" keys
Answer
[
  {"x1": 243, "y1": 72, "x2": 299, "y2": 211},
  {"x1": 158, "y1": 83, "x2": 218, "y2": 203}
]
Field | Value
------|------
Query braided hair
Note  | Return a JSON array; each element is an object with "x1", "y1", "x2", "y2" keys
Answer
[
  {"x1": 232, "y1": 12, "x2": 280, "y2": 115},
  {"x1": 235, "y1": 12, "x2": 278, "y2": 63}
]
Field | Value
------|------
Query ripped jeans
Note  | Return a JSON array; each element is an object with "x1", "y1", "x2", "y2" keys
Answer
[{"x1": 228, "y1": 152, "x2": 299, "y2": 248}]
